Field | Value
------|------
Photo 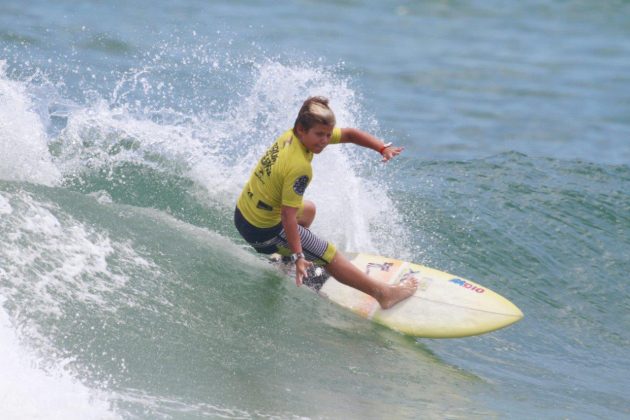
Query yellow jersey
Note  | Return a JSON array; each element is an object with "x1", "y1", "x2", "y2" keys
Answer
[{"x1": 237, "y1": 127, "x2": 342, "y2": 228}]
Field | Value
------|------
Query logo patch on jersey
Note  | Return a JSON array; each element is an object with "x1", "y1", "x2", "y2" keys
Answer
[{"x1": 293, "y1": 175, "x2": 309, "y2": 196}]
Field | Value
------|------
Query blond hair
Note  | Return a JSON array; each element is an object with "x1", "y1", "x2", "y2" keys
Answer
[{"x1": 293, "y1": 96, "x2": 336, "y2": 132}]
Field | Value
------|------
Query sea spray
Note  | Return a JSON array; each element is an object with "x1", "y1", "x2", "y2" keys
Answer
[
  {"x1": 0, "y1": 301, "x2": 118, "y2": 419},
  {"x1": 0, "y1": 61, "x2": 61, "y2": 186}
]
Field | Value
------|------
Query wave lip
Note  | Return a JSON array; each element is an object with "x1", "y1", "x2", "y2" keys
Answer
[{"x1": 0, "y1": 61, "x2": 61, "y2": 186}]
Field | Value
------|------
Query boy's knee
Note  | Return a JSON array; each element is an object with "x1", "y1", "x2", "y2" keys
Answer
[{"x1": 298, "y1": 200, "x2": 316, "y2": 227}]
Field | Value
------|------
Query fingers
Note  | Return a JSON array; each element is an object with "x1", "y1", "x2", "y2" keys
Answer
[
  {"x1": 295, "y1": 265, "x2": 305, "y2": 286},
  {"x1": 381, "y1": 146, "x2": 404, "y2": 162},
  {"x1": 295, "y1": 259, "x2": 313, "y2": 287}
]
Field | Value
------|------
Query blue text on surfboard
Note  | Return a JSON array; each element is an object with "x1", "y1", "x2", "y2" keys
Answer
[{"x1": 449, "y1": 278, "x2": 485, "y2": 293}]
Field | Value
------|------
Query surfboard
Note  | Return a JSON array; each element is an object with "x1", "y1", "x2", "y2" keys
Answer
[{"x1": 272, "y1": 252, "x2": 523, "y2": 338}]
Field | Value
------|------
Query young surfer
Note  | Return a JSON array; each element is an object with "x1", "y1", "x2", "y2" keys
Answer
[{"x1": 234, "y1": 96, "x2": 417, "y2": 309}]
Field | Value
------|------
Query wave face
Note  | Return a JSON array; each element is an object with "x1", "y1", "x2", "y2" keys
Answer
[{"x1": 1, "y1": 1, "x2": 630, "y2": 418}]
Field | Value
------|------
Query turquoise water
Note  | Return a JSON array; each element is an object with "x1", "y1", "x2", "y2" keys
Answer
[{"x1": 1, "y1": 1, "x2": 629, "y2": 418}]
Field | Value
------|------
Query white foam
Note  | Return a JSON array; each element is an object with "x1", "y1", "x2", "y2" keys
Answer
[
  {"x1": 0, "y1": 190, "x2": 162, "y2": 418},
  {"x1": 0, "y1": 192, "x2": 13, "y2": 215},
  {"x1": 56, "y1": 99, "x2": 194, "y2": 173},
  {"x1": 0, "y1": 300, "x2": 118, "y2": 419},
  {"x1": 0, "y1": 190, "x2": 157, "y2": 317},
  {"x1": 0, "y1": 61, "x2": 61, "y2": 186}
]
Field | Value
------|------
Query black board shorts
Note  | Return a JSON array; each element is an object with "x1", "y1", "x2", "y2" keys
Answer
[{"x1": 234, "y1": 206, "x2": 336, "y2": 266}]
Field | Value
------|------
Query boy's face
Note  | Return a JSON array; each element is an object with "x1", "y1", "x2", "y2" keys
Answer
[{"x1": 297, "y1": 123, "x2": 334, "y2": 154}]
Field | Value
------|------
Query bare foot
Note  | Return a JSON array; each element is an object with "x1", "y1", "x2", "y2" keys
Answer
[{"x1": 378, "y1": 276, "x2": 419, "y2": 309}]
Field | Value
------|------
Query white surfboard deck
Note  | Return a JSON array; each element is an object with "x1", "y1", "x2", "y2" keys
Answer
[{"x1": 274, "y1": 252, "x2": 523, "y2": 338}]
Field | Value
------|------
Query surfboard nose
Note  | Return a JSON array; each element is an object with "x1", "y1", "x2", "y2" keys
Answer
[{"x1": 507, "y1": 301, "x2": 524, "y2": 323}]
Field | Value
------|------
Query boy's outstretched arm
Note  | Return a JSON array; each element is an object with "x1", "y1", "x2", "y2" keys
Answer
[{"x1": 339, "y1": 127, "x2": 404, "y2": 162}]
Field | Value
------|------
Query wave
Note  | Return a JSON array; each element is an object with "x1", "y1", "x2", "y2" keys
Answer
[
  {"x1": 1, "y1": 48, "x2": 629, "y2": 418},
  {"x1": 0, "y1": 56, "x2": 426, "y2": 418},
  {"x1": 0, "y1": 179, "x2": 490, "y2": 418}
]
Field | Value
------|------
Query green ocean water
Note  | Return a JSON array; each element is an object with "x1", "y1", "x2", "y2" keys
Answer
[
  {"x1": 1, "y1": 152, "x2": 628, "y2": 418},
  {"x1": 1, "y1": 1, "x2": 630, "y2": 418}
]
